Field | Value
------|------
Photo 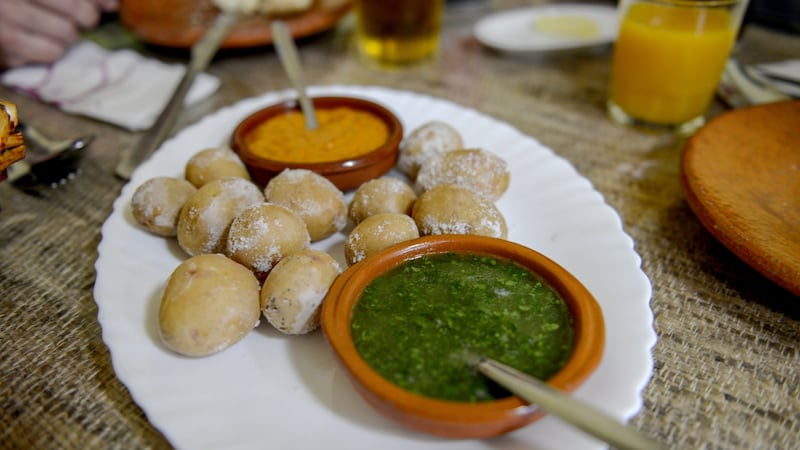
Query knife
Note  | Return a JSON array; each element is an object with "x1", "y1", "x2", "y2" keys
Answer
[{"x1": 115, "y1": 11, "x2": 238, "y2": 180}]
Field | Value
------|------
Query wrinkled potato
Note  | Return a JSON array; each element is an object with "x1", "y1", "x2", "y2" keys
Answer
[
  {"x1": 412, "y1": 184, "x2": 507, "y2": 239},
  {"x1": 347, "y1": 177, "x2": 416, "y2": 225},
  {"x1": 397, "y1": 121, "x2": 463, "y2": 179},
  {"x1": 176, "y1": 177, "x2": 264, "y2": 256},
  {"x1": 415, "y1": 148, "x2": 510, "y2": 202},
  {"x1": 185, "y1": 147, "x2": 251, "y2": 188},
  {"x1": 261, "y1": 248, "x2": 341, "y2": 335},
  {"x1": 264, "y1": 169, "x2": 346, "y2": 242},
  {"x1": 131, "y1": 176, "x2": 197, "y2": 237},
  {"x1": 159, "y1": 254, "x2": 261, "y2": 357},
  {"x1": 225, "y1": 203, "x2": 310, "y2": 278},
  {"x1": 345, "y1": 213, "x2": 420, "y2": 265}
]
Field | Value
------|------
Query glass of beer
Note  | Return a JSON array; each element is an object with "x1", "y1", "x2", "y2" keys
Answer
[
  {"x1": 354, "y1": 0, "x2": 444, "y2": 66},
  {"x1": 607, "y1": 0, "x2": 749, "y2": 135}
]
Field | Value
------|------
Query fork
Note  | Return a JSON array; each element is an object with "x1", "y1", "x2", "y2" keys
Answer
[{"x1": 6, "y1": 124, "x2": 94, "y2": 188}]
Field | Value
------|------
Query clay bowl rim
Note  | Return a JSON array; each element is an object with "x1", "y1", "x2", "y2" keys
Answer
[
  {"x1": 230, "y1": 96, "x2": 403, "y2": 185},
  {"x1": 321, "y1": 234, "x2": 606, "y2": 437}
]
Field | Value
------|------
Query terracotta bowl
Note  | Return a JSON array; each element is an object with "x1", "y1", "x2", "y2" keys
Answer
[
  {"x1": 230, "y1": 96, "x2": 403, "y2": 191},
  {"x1": 321, "y1": 235, "x2": 605, "y2": 438},
  {"x1": 120, "y1": 0, "x2": 352, "y2": 48}
]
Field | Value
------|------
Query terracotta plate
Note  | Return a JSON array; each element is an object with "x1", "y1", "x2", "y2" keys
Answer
[
  {"x1": 120, "y1": 0, "x2": 351, "y2": 48},
  {"x1": 681, "y1": 100, "x2": 800, "y2": 296}
]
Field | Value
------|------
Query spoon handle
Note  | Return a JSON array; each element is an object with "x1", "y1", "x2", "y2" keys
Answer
[
  {"x1": 476, "y1": 357, "x2": 663, "y2": 450},
  {"x1": 271, "y1": 20, "x2": 318, "y2": 130}
]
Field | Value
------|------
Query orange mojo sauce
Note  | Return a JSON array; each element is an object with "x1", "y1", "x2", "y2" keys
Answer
[{"x1": 245, "y1": 107, "x2": 389, "y2": 163}]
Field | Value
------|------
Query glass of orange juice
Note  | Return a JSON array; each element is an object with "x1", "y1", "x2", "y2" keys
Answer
[{"x1": 607, "y1": 0, "x2": 749, "y2": 134}]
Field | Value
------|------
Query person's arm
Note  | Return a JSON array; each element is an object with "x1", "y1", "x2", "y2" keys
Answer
[{"x1": 0, "y1": 0, "x2": 118, "y2": 69}]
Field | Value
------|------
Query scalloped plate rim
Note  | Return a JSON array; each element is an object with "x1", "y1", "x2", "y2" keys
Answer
[{"x1": 94, "y1": 85, "x2": 655, "y2": 450}]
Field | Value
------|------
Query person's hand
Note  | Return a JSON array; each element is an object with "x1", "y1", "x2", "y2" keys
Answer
[{"x1": 0, "y1": 0, "x2": 119, "y2": 69}]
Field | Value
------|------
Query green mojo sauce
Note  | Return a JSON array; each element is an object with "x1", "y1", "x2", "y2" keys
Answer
[{"x1": 351, "y1": 252, "x2": 575, "y2": 402}]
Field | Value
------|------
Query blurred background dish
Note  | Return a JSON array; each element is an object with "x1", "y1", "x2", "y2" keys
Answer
[
  {"x1": 473, "y1": 3, "x2": 618, "y2": 54},
  {"x1": 120, "y1": 0, "x2": 352, "y2": 48}
]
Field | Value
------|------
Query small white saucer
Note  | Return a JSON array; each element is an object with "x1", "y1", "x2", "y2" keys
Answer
[{"x1": 474, "y1": 3, "x2": 619, "y2": 54}]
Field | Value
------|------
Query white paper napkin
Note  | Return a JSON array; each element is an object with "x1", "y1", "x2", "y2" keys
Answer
[{"x1": 1, "y1": 41, "x2": 220, "y2": 130}]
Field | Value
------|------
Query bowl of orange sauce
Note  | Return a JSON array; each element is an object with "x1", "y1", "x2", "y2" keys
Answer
[{"x1": 231, "y1": 96, "x2": 403, "y2": 191}]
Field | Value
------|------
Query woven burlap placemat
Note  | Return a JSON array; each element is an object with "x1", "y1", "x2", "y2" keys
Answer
[{"x1": 0, "y1": 107, "x2": 170, "y2": 448}]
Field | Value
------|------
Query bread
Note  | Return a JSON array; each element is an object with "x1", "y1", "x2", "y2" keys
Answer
[{"x1": 0, "y1": 100, "x2": 25, "y2": 182}]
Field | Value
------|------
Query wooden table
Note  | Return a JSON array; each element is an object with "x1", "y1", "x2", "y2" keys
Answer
[{"x1": 1, "y1": 1, "x2": 798, "y2": 448}]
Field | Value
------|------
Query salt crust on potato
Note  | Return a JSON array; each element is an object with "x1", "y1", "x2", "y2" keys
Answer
[
  {"x1": 159, "y1": 254, "x2": 261, "y2": 357},
  {"x1": 264, "y1": 169, "x2": 346, "y2": 242},
  {"x1": 177, "y1": 177, "x2": 264, "y2": 256},
  {"x1": 397, "y1": 121, "x2": 463, "y2": 179},
  {"x1": 225, "y1": 203, "x2": 310, "y2": 278},
  {"x1": 131, "y1": 176, "x2": 197, "y2": 237},
  {"x1": 412, "y1": 184, "x2": 507, "y2": 239},
  {"x1": 347, "y1": 177, "x2": 417, "y2": 226},
  {"x1": 185, "y1": 147, "x2": 251, "y2": 188},
  {"x1": 345, "y1": 213, "x2": 420, "y2": 265},
  {"x1": 415, "y1": 148, "x2": 510, "y2": 202},
  {"x1": 261, "y1": 249, "x2": 341, "y2": 335}
]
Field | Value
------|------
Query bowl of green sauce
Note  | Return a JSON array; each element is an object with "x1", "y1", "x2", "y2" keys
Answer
[{"x1": 321, "y1": 234, "x2": 605, "y2": 438}]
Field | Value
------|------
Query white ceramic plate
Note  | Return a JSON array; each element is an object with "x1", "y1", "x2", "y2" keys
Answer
[
  {"x1": 474, "y1": 4, "x2": 619, "y2": 53},
  {"x1": 94, "y1": 85, "x2": 654, "y2": 450}
]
